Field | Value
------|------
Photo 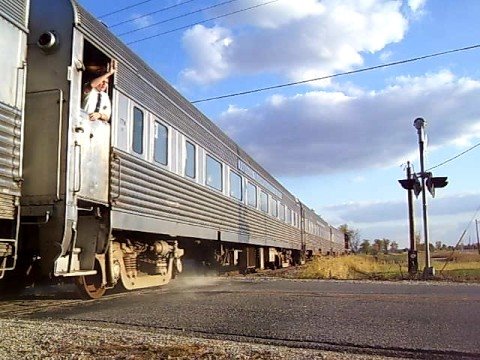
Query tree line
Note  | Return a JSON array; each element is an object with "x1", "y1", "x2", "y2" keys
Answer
[{"x1": 339, "y1": 224, "x2": 473, "y2": 255}]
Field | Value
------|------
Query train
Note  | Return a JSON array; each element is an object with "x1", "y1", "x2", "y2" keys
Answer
[{"x1": 0, "y1": 0, "x2": 347, "y2": 299}]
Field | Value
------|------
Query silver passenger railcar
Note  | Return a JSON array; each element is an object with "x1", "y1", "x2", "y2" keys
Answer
[
  {"x1": 1, "y1": 0, "x2": 345, "y2": 298},
  {"x1": 0, "y1": 0, "x2": 29, "y2": 280}
]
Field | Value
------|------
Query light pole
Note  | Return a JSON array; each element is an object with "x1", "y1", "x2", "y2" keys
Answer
[{"x1": 413, "y1": 118, "x2": 435, "y2": 277}]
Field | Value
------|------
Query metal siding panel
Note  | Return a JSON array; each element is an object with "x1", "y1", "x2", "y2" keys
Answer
[
  {"x1": 111, "y1": 149, "x2": 301, "y2": 250},
  {"x1": 0, "y1": 103, "x2": 21, "y2": 204},
  {"x1": 0, "y1": 0, "x2": 28, "y2": 30},
  {"x1": 0, "y1": 193, "x2": 16, "y2": 219}
]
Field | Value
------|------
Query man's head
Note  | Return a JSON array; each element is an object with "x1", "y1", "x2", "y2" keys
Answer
[{"x1": 95, "y1": 78, "x2": 108, "y2": 92}]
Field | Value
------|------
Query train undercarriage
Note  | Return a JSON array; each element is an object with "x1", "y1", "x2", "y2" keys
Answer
[{"x1": 1, "y1": 216, "x2": 303, "y2": 300}]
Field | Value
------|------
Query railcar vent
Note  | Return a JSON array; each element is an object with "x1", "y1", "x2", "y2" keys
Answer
[
  {"x1": 0, "y1": 0, "x2": 29, "y2": 30},
  {"x1": 0, "y1": 104, "x2": 22, "y2": 201}
]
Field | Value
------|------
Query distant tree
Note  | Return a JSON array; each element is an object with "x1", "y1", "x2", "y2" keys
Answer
[
  {"x1": 435, "y1": 241, "x2": 443, "y2": 250},
  {"x1": 372, "y1": 239, "x2": 383, "y2": 255},
  {"x1": 415, "y1": 232, "x2": 421, "y2": 250},
  {"x1": 417, "y1": 241, "x2": 435, "y2": 252},
  {"x1": 390, "y1": 241, "x2": 399, "y2": 253},
  {"x1": 382, "y1": 238, "x2": 391, "y2": 254},
  {"x1": 359, "y1": 239, "x2": 372, "y2": 254},
  {"x1": 339, "y1": 224, "x2": 361, "y2": 252}
]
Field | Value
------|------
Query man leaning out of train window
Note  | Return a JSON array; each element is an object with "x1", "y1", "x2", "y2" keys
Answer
[{"x1": 82, "y1": 60, "x2": 116, "y2": 122}]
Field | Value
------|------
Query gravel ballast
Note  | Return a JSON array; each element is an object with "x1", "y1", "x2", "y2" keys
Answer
[{"x1": 0, "y1": 318, "x2": 402, "y2": 359}]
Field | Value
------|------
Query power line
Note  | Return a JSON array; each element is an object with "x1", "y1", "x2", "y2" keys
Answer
[
  {"x1": 118, "y1": 0, "x2": 241, "y2": 36},
  {"x1": 98, "y1": 0, "x2": 157, "y2": 19},
  {"x1": 426, "y1": 141, "x2": 480, "y2": 171},
  {"x1": 439, "y1": 203, "x2": 480, "y2": 274},
  {"x1": 191, "y1": 43, "x2": 480, "y2": 103},
  {"x1": 109, "y1": 0, "x2": 199, "y2": 29},
  {"x1": 126, "y1": 0, "x2": 279, "y2": 45}
]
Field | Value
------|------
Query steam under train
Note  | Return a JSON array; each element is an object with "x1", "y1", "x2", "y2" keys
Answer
[{"x1": 0, "y1": 0, "x2": 347, "y2": 299}]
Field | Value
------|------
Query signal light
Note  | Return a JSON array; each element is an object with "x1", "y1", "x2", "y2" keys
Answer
[
  {"x1": 399, "y1": 173, "x2": 447, "y2": 198},
  {"x1": 398, "y1": 176, "x2": 422, "y2": 198},
  {"x1": 398, "y1": 179, "x2": 415, "y2": 190},
  {"x1": 425, "y1": 174, "x2": 448, "y2": 198}
]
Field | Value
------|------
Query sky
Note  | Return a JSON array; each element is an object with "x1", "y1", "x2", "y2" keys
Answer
[{"x1": 79, "y1": 0, "x2": 480, "y2": 248}]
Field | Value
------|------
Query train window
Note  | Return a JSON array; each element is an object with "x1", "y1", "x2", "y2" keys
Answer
[
  {"x1": 286, "y1": 208, "x2": 292, "y2": 224},
  {"x1": 260, "y1": 190, "x2": 268, "y2": 213},
  {"x1": 270, "y1": 198, "x2": 278, "y2": 218},
  {"x1": 229, "y1": 171, "x2": 243, "y2": 201},
  {"x1": 82, "y1": 41, "x2": 113, "y2": 113},
  {"x1": 132, "y1": 107, "x2": 144, "y2": 154},
  {"x1": 206, "y1": 155, "x2": 222, "y2": 191},
  {"x1": 154, "y1": 121, "x2": 168, "y2": 165},
  {"x1": 185, "y1": 140, "x2": 196, "y2": 179},
  {"x1": 246, "y1": 182, "x2": 257, "y2": 208},
  {"x1": 279, "y1": 204, "x2": 285, "y2": 221}
]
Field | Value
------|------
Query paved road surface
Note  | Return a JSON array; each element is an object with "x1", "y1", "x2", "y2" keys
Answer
[{"x1": 13, "y1": 277, "x2": 480, "y2": 358}]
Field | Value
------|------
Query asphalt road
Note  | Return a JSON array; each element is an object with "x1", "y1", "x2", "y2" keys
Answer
[{"x1": 27, "y1": 277, "x2": 480, "y2": 358}]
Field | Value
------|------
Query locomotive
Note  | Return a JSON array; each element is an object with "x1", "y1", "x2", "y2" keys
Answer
[{"x1": 0, "y1": 0, "x2": 346, "y2": 299}]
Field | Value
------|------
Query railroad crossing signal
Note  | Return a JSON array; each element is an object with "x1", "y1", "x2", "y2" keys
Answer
[{"x1": 398, "y1": 173, "x2": 447, "y2": 198}]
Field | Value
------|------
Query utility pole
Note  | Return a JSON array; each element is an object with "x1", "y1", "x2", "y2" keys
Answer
[
  {"x1": 399, "y1": 162, "x2": 418, "y2": 273},
  {"x1": 476, "y1": 219, "x2": 480, "y2": 255},
  {"x1": 406, "y1": 162, "x2": 418, "y2": 273}
]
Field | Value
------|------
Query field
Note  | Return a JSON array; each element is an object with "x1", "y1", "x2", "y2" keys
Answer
[{"x1": 282, "y1": 251, "x2": 480, "y2": 282}]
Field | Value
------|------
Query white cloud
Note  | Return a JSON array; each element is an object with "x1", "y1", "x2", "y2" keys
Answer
[
  {"x1": 180, "y1": 25, "x2": 232, "y2": 84},
  {"x1": 408, "y1": 0, "x2": 426, "y2": 14},
  {"x1": 321, "y1": 192, "x2": 480, "y2": 246},
  {"x1": 324, "y1": 193, "x2": 480, "y2": 223},
  {"x1": 181, "y1": 0, "x2": 410, "y2": 85},
  {"x1": 218, "y1": 0, "x2": 326, "y2": 29},
  {"x1": 131, "y1": 13, "x2": 154, "y2": 29},
  {"x1": 215, "y1": 71, "x2": 480, "y2": 176},
  {"x1": 380, "y1": 50, "x2": 393, "y2": 62}
]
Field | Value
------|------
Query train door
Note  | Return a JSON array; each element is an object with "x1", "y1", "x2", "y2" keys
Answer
[{"x1": 74, "y1": 41, "x2": 112, "y2": 204}]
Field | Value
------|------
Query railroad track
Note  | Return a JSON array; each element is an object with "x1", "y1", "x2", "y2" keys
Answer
[
  {"x1": 0, "y1": 284, "x2": 172, "y2": 317},
  {"x1": 0, "y1": 298, "x2": 83, "y2": 316}
]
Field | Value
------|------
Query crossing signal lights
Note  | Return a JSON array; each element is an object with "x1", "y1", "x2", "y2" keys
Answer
[
  {"x1": 398, "y1": 175, "x2": 422, "y2": 198},
  {"x1": 425, "y1": 174, "x2": 448, "y2": 198},
  {"x1": 399, "y1": 173, "x2": 448, "y2": 198},
  {"x1": 399, "y1": 173, "x2": 447, "y2": 198}
]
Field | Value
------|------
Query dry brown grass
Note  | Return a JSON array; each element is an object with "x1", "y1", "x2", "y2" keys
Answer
[
  {"x1": 297, "y1": 252, "x2": 480, "y2": 282},
  {"x1": 299, "y1": 254, "x2": 407, "y2": 280}
]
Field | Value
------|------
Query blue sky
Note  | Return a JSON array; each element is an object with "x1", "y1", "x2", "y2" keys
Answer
[{"x1": 79, "y1": 0, "x2": 480, "y2": 248}]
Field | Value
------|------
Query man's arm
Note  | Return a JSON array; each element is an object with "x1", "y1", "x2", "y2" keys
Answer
[{"x1": 90, "y1": 60, "x2": 117, "y2": 88}]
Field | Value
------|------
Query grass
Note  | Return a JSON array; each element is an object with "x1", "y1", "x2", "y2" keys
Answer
[{"x1": 297, "y1": 251, "x2": 480, "y2": 282}]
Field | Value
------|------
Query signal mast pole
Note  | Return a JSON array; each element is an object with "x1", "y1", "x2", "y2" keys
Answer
[{"x1": 414, "y1": 118, "x2": 434, "y2": 276}]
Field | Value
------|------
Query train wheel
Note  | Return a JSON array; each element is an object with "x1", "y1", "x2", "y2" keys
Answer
[{"x1": 75, "y1": 262, "x2": 106, "y2": 299}]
